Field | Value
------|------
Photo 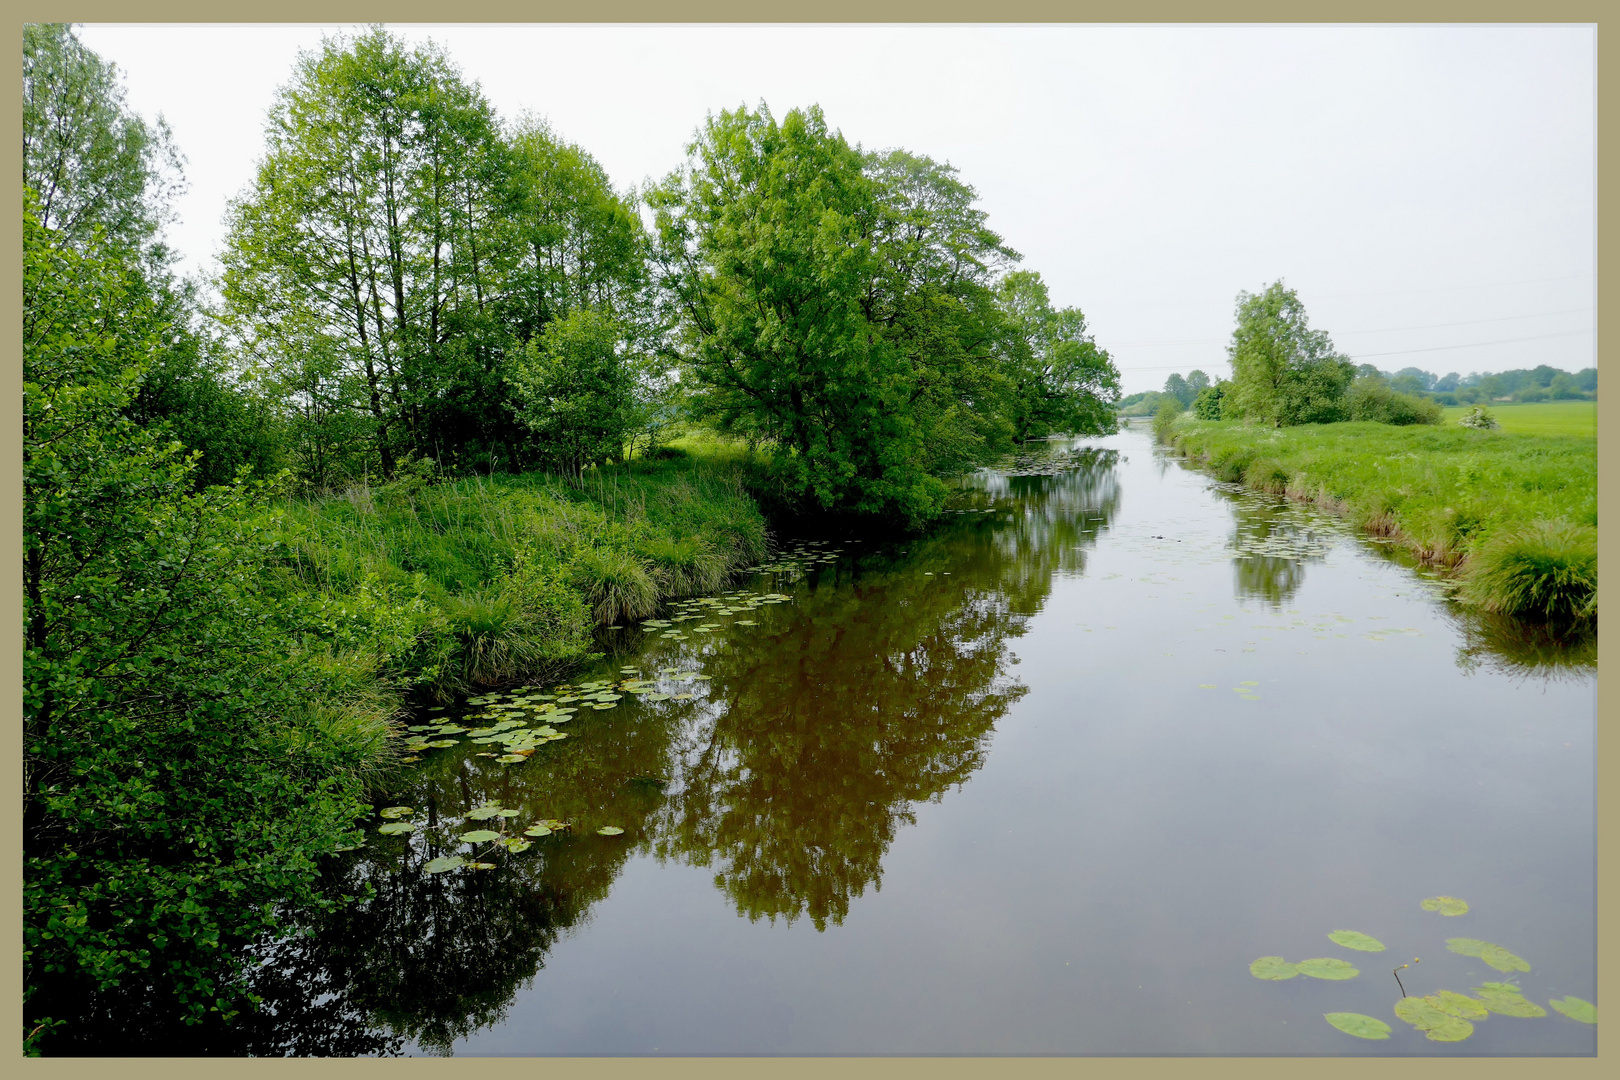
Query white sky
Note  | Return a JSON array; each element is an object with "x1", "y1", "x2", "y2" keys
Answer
[{"x1": 76, "y1": 22, "x2": 1596, "y2": 395}]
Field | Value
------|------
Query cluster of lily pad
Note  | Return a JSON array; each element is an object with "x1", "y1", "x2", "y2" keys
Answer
[
  {"x1": 642, "y1": 590, "x2": 795, "y2": 639},
  {"x1": 744, "y1": 539, "x2": 846, "y2": 576},
  {"x1": 1249, "y1": 896, "x2": 1597, "y2": 1043},
  {"x1": 372, "y1": 798, "x2": 631, "y2": 875}
]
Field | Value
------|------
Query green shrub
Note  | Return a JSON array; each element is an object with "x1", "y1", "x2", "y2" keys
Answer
[
  {"x1": 1192, "y1": 383, "x2": 1226, "y2": 419},
  {"x1": 1458, "y1": 406, "x2": 1499, "y2": 430},
  {"x1": 1345, "y1": 378, "x2": 1442, "y2": 425},
  {"x1": 1152, "y1": 399, "x2": 1182, "y2": 443}
]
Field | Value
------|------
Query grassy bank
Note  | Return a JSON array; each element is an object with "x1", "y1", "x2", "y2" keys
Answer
[
  {"x1": 1161, "y1": 419, "x2": 1596, "y2": 622},
  {"x1": 1438, "y1": 400, "x2": 1596, "y2": 437},
  {"x1": 274, "y1": 451, "x2": 769, "y2": 700}
]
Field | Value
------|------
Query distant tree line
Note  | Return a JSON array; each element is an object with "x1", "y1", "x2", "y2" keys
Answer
[{"x1": 1119, "y1": 280, "x2": 1595, "y2": 427}]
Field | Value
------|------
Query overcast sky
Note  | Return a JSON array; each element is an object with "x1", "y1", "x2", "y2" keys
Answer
[{"x1": 76, "y1": 22, "x2": 1595, "y2": 395}]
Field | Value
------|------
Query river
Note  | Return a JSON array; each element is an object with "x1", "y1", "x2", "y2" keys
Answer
[{"x1": 240, "y1": 424, "x2": 1597, "y2": 1055}]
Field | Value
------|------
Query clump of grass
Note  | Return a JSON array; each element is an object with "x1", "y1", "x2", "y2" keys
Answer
[
  {"x1": 1460, "y1": 519, "x2": 1596, "y2": 623},
  {"x1": 1242, "y1": 458, "x2": 1290, "y2": 495},
  {"x1": 574, "y1": 547, "x2": 659, "y2": 625}
]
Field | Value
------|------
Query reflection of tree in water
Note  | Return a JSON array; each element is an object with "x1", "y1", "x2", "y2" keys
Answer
[
  {"x1": 54, "y1": 441, "x2": 1126, "y2": 1050},
  {"x1": 963, "y1": 445, "x2": 1121, "y2": 612},
  {"x1": 1220, "y1": 490, "x2": 1333, "y2": 609},
  {"x1": 654, "y1": 566, "x2": 1029, "y2": 930},
  {"x1": 654, "y1": 442, "x2": 1121, "y2": 930}
]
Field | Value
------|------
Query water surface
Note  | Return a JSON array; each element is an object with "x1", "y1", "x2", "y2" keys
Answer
[{"x1": 263, "y1": 425, "x2": 1597, "y2": 1055}]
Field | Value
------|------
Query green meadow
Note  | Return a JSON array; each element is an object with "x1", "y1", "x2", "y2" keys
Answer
[{"x1": 1439, "y1": 401, "x2": 1597, "y2": 437}]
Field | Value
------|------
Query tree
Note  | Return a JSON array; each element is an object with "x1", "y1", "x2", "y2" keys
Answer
[
  {"x1": 997, "y1": 270, "x2": 1119, "y2": 438},
  {"x1": 23, "y1": 23, "x2": 183, "y2": 260},
  {"x1": 23, "y1": 196, "x2": 396, "y2": 1053},
  {"x1": 1225, "y1": 280, "x2": 1354, "y2": 426},
  {"x1": 649, "y1": 103, "x2": 948, "y2": 527},
  {"x1": 221, "y1": 27, "x2": 512, "y2": 478},
  {"x1": 509, "y1": 308, "x2": 638, "y2": 474}
]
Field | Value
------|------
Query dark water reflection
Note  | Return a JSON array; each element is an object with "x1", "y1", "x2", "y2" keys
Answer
[{"x1": 63, "y1": 431, "x2": 1594, "y2": 1055}]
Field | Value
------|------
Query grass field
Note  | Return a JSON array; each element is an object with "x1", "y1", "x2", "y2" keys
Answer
[
  {"x1": 1163, "y1": 418, "x2": 1597, "y2": 622},
  {"x1": 1440, "y1": 400, "x2": 1596, "y2": 437}
]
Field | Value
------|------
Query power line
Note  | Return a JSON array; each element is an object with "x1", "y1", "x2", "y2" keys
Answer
[{"x1": 1347, "y1": 328, "x2": 1593, "y2": 359}]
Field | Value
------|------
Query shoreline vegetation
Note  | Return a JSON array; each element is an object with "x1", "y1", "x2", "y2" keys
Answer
[{"x1": 1151, "y1": 416, "x2": 1596, "y2": 626}]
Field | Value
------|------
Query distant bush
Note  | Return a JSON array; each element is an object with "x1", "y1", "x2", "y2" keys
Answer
[
  {"x1": 1345, "y1": 378, "x2": 1441, "y2": 425},
  {"x1": 1514, "y1": 384, "x2": 1551, "y2": 403},
  {"x1": 1458, "y1": 406, "x2": 1499, "y2": 430},
  {"x1": 1193, "y1": 383, "x2": 1226, "y2": 419},
  {"x1": 1152, "y1": 399, "x2": 1182, "y2": 443}
]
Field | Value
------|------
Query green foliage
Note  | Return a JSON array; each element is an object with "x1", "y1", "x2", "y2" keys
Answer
[
  {"x1": 1249, "y1": 956, "x2": 1300, "y2": 980},
  {"x1": 995, "y1": 270, "x2": 1120, "y2": 440},
  {"x1": 1225, "y1": 281, "x2": 1354, "y2": 426},
  {"x1": 1549, "y1": 996, "x2": 1597, "y2": 1024},
  {"x1": 1192, "y1": 382, "x2": 1226, "y2": 419},
  {"x1": 1472, "y1": 983, "x2": 1547, "y2": 1018},
  {"x1": 1345, "y1": 377, "x2": 1442, "y2": 425},
  {"x1": 1327, "y1": 930, "x2": 1385, "y2": 952},
  {"x1": 1394, "y1": 997, "x2": 1475, "y2": 1041},
  {"x1": 23, "y1": 23, "x2": 182, "y2": 259},
  {"x1": 1458, "y1": 406, "x2": 1500, "y2": 430},
  {"x1": 1445, "y1": 937, "x2": 1531, "y2": 973},
  {"x1": 1296, "y1": 957, "x2": 1359, "y2": 980},
  {"x1": 22, "y1": 199, "x2": 397, "y2": 1052},
  {"x1": 1421, "y1": 895, "x2": 1470, "y2": 916},
  {"x1": 510, "y1": 308, "x2": 638, "y2": 475},
  {"x1": 1151, "y1": 399, "x2": 1182, "y2": 443}
]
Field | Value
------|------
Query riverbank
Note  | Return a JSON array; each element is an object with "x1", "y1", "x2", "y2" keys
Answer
[
  {"x1": 275, "y1": 451, "x2": 770, "y2": 701},
  {"x1": 1157, "y1": 418, "x2": 1596, "y2": 622}
]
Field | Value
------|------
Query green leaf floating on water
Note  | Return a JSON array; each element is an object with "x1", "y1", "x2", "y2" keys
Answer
[
  {"x1": 497, "y1": 754, "x2": 527, "y2": 763},
  {"x1": 424, "y1": 855, "x2": 465, "y2": 874},
  {"x1": 523, "y1": 824, "x2": 551, "y2": 837},
  {"x1": 596, "y1": 826, "x2": 625, "y2": 836},
  {"x1": 378, "y1": 806, "x2": 413, "y2": 819},
  {"x1": 1395, "y1": 997, "x2": 1474, "y2": 1042},
  {"x1": 1421, "y1": 895, "x2": 1470, "y2": 916},
  {"x1": 1324, "y1": 1012, "x2": 1391, "y2": 1040},
  {"x1": 466, "y1": 805, "x2": 502, "y2": 820},
  {"x1": 1549, "y1": 996, "x2": 1596, "y2": 1024},
  {"x1": 425, "y1": 739, "x2": 459, "y2": 748},
  {"x1": 1297, "y1": 957, "x2": 1359, "y2": 980},
  {"x1": 1426, "y1": 991, "x2": 1488, "y2": 1021},
  {"x1": 377, "y1": 822, "x2": 414, "y2": 835},
  {"x1": 1471, "y1": 983, "x2": 1546, "y2": 1018},
  {"x1": 1249, "y1": 956, "x2": 1300, "y2": 980},
  {"x1": 1327, "y1": 930, "x2": 1385, "y2": 952},
  {"x1": 458, "y1": 829, "x2": 500, "y2": 843},
  {"x1": 1447, "y1": 938, "x2": 1530, "y2": 973},
  {"x1": 503, "y1": 838, "x2": 532, "y2": 853}
]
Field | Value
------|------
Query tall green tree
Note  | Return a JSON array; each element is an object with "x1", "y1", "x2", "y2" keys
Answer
[
  {"x1": 23, "y1": 23, "x2": 182, "y2": 260},
  {"x1": 650, "y1": 104, "x2": 949, "y2": 526},
  {"x1": 996, "y1": 270, "x2": 1120, "y2": 439},
  {"x1": 1225, "y1": 280, "x2": 1354, "y2": 426}
]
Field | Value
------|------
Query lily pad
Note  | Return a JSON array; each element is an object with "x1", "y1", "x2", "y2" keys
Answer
[
  {"x1": 466, "y1": 806, "x2": 502, "y2": 820},
  {"x1": 1473, "y1": 983, "x2": 1547, "y2": 1018},
  {"x1": 1324, "y1": 1012, "x2": 1391, "y2": 1040},
  {"x1": 524, "y1": 825, "x2": 552, "y2": 837},
  {"x1": 596, "y1": 826, "x2": 625, "y2": 836},
  {"x1": 467, "y1": 861, "x2": 498, "y2": 869},
  {"x1": 1327, "y1": 930, "x2": 1386, "y2": 952},
  {"x1": 1549, "y1": 996, "x2": 1596, "y2": 1024},
  {"x1": 458, "y1": 829, "x2": 500, "y2": 843},
  {"x1": 1421, "y1": 895, "x2": 1470, "y2": 916},
  {"x1": 1395, "y1": 997, "x2": 1475, "y2": 1042},
  {"x1": 425, "y1": 739, "x2": 459, "y2": 748},
  {"x1": 1249, "y1": 956, "x2": 1300, "y2": 980},
  {"x1": 1297, "y1": 957, "x2": 1359, "y2": 980},
  {"x1": 1446, "y1": 938, "x2": 1530, "y2": 973},
  {"x1": 378, "y1": 806, "x2": 414, "y2": 819},
  {"x1": 377, "y1": 822, "x2": 414, "y2": 835},
  {"x1": 424, "y1": 855, "x2": 465, "y2": 874},
  {"x1": 503, "y1": 838, "x2": 533, "y2": 853},
  {"x1": 497, "y1": 754, "x2": 527, "y2": 763},
  {"x1": 1426, "y1": 991, "x2": 1488, "y2": 1020}
]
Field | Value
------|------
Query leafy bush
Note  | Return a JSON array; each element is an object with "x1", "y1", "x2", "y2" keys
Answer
[
  {"x1": 1345, "y1": 377, "x2": 1442, "y2": 425},
  {"x1": 1152, "y1": 399, "x2": 1183, "y2": 443},
  {"x1": 1458, "y1": 406, "x2": 1499, "y2": 430},
  {"x1": 1192, "y1": 383, "x2": 1226, "y2": 419}
]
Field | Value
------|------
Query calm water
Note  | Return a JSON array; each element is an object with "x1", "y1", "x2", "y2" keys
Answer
[{"x1": 250, "y1": 425, "x2": 1596, "y2": 1055}]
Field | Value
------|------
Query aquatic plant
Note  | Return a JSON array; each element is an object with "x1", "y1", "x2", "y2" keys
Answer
[{"x1": 1459, "y1": 519, "x2": 1596, "y2": 623}]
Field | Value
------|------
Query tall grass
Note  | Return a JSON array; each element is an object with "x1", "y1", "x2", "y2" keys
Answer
[
  {"x1": 273, "y1": 454, "x2": 769, "y2": 697},
  {"x1": 1166, "y1": 420, "x2": 1596, "y2": 623}
]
